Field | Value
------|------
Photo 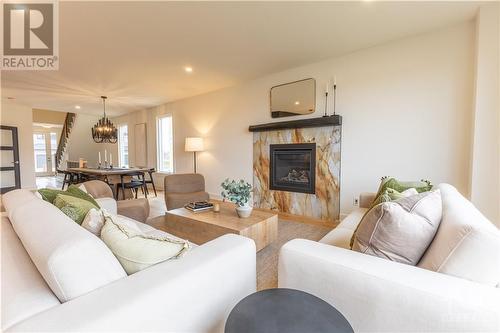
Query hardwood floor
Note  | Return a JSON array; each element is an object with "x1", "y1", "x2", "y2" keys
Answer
[
  {"x1": 256, "y1": 219, "x2": 331, "y2": 290},
  {"x1": 36, "y1": 175, "x2": 64, "y2": 189},
  {"x1": 34, "y1": 176, "x2": 334, "y2": 290}
]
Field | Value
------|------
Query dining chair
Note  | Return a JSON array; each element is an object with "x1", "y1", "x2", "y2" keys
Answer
[
  {"x1": 57, "y1": 169, "x2": 75, "y2": 190},
  {"x1": 117, "y1": 171, "x2": 148, "y2": 200},
  {"x1": 144, "y1": 168, "x2": 157, "y2": 197}
]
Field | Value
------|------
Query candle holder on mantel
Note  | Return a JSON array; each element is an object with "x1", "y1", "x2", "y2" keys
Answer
[
  {"x1": 97, "y1": 162, "x2": 102, "y2": 169},
  {"x1": 323, "y1": 91, "x2": 329, "y2": 118},
  {"x1": 332, "y1": 82, "x2": 337, "y2": 116}
]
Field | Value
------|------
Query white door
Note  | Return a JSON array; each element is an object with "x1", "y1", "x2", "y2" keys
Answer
[{"x1": 33, "y1": 132, "x2": 58, "y2": 176}]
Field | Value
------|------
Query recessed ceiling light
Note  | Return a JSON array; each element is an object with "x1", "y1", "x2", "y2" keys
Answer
[
  {"x1": 184, "y1": 66, "x2": 193, "y2": 73},
  {"x1": 75, "y1": 105, "x2": 81, "y2": 109},
  {"x1": 294, "y1": 101, "x2": 300, "y2": 105}
]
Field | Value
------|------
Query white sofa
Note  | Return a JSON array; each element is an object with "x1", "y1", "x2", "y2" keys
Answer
[
  {"x1": 1, "y1": 189, "x2": 256, "y2": 332},
  {"x1": 279, "y1": 184, "x2": 500, "y2": 332}
]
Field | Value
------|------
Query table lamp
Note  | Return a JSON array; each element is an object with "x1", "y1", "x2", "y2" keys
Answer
[{"x1": 185, "y1": 137, "x2": 204, "y2": 173}]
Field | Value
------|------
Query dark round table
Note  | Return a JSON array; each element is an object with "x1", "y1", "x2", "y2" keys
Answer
[{"x1": 225, "y1": 288, "x2": 354, "y2": 333}]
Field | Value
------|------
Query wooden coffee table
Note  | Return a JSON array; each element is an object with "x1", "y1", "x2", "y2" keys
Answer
[{"x1": 150, "y1": 201, "x2": 278, "y2": 251}]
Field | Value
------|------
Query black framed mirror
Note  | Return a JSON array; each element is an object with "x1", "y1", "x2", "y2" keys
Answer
[{"x1": 270, "y1": 78, "x2": 316, "y2": 118}]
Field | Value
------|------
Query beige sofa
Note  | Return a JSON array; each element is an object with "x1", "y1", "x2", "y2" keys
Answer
[
  {"x1": 1, "y1": 189, "x2": 256, "y2": 332},
  {"x1": 279, "y1": 184, "x2": 500, "y2": 332}
]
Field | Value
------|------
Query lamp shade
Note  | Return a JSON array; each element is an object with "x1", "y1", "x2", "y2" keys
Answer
[{"x1": 185, "y1": 137, "x2": 204, "y2": 152}]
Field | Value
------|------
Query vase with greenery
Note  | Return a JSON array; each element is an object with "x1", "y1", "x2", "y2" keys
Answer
[{"x1": 221, "y1": 178, "x2": 253, "y2": 218}]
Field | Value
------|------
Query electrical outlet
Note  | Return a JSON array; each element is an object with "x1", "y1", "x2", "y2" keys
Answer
[{"x1": 353, "y1": 197, "x2": 359, "y2": 206}]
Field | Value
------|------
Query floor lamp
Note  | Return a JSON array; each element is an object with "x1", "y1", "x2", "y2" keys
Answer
[{"x1": 185, "y1": 137, "x2": 204, "y2": 173}]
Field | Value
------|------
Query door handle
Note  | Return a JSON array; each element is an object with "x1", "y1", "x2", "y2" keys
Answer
[{"x1": 12, "y1": 161, "x2": 19, "y2": 164}]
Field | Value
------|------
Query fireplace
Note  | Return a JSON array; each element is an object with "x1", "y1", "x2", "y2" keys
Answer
[{"x1": 269, "y1": 143, "x2": 316, "y2": 194}]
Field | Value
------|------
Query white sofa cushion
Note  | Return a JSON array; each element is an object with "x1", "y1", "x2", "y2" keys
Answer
[
  {"x1": 4, "y1": 190, "x2": 127, "y2": 302},
  {"x1": 2, "y1": 189, "x2": 38, "y2": 219},
  {"x1": 320, "y1": 207, "x2": 367, "y2": 249},
  {"x1": 1, "y1": 216, "x2": 60, "y2": 331},
  {"x1": 418, "y1": 184, "x2": 500, "y2": 286},
  {"x1": 352, "y1": 190, "x2": 442, "y2": 265}
]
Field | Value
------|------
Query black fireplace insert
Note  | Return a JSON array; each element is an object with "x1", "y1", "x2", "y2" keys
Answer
[{"x1": 269, "y1": 143, "x2": 316, "y2": 194}]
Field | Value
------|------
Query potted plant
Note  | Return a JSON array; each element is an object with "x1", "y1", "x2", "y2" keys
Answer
[{"x1": 221, "y1": 178, "x2": 253, "y2": 218}]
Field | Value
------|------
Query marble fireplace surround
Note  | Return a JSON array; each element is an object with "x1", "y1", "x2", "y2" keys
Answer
[{"x1": 250, "y1": 116, "x2": 342, "y2": 223}]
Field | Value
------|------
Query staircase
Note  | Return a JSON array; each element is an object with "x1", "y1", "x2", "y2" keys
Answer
[{"x1": 55, "y1": 112, "x2": 76, "y2": 171}]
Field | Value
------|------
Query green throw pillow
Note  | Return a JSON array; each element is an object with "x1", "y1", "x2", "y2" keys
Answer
[
  {"x1": 54, "y1": 194, "x2": 99, "y2": 225},
  {"x1": 38, "y1": 186, "x2": 99, "y2": 207},
  {"x1": 370, "y1": 188, "x2": 408, "y2": 207},
  {"x1": 38, "y1": 188, "x2": 66, "y2": 204},
  {"x1": 66, "y1": 185, "x2": 100, "y2": 207},
  {"x1": 373, "y1": 177, "x2": 432, "y2": 205}
]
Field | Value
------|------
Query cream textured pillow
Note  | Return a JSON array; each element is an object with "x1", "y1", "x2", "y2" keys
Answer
[
  {"x1": 418, "y1": 184, "x2": 500, "y2": 286},
  {"x1": 81, "y1": 208, "x2": 106, "y2": 236},
  {"x1": 352, "y1": 190, "x2": 442, "y2": 265},
  {"x1": 100, "y1": 215, "x2": 190, "y2": 274}
]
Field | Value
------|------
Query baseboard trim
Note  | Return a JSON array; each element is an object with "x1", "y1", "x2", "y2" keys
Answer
[{"x1": 271, "y1": 210, "x2": 338, "y2": 228}]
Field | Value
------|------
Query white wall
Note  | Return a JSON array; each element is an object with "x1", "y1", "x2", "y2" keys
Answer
[
  {"x1": 32, "y1": 109, "x2": 66, "y2": 125},
  {"x1": 0, "y1": 100, "x2": 37, "y2": 189},
  {"x1": 470, "y1": 3, "x2": 500, "y2": 224},
  {"x1": 113, "y1": 22, "x2": 476, "y2": 215},
  {"x1": 66, "y1": 113, "x2": 115, "y2": 167}
]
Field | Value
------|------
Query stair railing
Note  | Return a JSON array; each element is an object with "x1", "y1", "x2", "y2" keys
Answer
[{"x1": 55, "y1": 112, "x2": 76, "y2": 171}]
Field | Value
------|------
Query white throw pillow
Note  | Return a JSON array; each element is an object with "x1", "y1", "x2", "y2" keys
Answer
[
  {"x1": 418, "y1": 184, "x2": 500, "y2": 286},
  {"x1": 401, "y1": 188, "x2": 418, "y2": 196},
  {"x1": 78, "y1": 184, "x2": 88, "y2": 193},
  {"x1": 352, "y1": 190, "x2": 442, "y2": 265},
  {"x1": 81, "y1": 208, "x2": 106, "y2": 236},
  {"x1": 95, "y1": 197, "x2": 117, "y2": 215},
  {"x1": 100, "y1": 215, "x2": 191, "y2": 274}
]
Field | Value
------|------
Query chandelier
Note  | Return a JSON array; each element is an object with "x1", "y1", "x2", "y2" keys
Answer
[{"x1": 92, "y1": 96, "x2": 117, "y2": 143}]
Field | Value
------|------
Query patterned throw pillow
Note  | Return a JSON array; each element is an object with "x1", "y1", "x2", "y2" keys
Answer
[
  {"x1": 81, "y1": 208, "x2": 106, "y2": 236},
  {"x1": 53, "y1": 194, "x2": 99, "y2": 225}
]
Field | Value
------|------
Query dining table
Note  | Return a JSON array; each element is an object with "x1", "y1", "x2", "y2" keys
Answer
[{"x1": 66, "y1": 167, "x2": 151, "y2": 198}]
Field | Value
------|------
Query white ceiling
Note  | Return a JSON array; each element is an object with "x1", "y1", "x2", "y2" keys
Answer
[{"x1": 1, "y1": 1, "x2": 482, "y2": 116}]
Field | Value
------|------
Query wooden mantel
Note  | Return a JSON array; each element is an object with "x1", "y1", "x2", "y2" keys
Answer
[{"x1": 248, "y1": 115, "x2": 342, "y2": 132}]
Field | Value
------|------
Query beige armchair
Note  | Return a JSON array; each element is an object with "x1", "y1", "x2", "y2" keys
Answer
[
  {"x1": 164, "y1": 173, "x2": 209, "y2": 210},
  {"x1": 82, "y1": 180, "x2": 150, "y2": 223}
]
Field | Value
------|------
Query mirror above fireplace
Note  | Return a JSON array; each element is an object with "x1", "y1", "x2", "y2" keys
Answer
[{"x1": 270, "y1": 78, "x2": 316, "y2": 118}]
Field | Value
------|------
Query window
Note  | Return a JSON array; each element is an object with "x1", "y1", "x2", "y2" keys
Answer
[
  {"x1": 118, "y1": 125, "x2": 129, "y2": 168},
  {"x1": 50, "y1": 132, "x2": 57, "y2": 172},
  {"x1": 33, "y1": 133, "x2": 47, "y2": 172},
  {"x1": 157, "y1": 115, "x2": 174, "y2": 173}
]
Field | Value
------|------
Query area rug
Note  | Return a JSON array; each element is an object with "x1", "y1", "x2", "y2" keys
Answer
[{"x1": 257, "y1": 219, "x2": 333, "y2": 290}]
